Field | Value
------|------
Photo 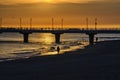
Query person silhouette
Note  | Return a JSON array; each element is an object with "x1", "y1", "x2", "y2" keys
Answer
[
  {"x1": 57, "y1": 46, "x2": 60, "y2": 54},
  {"x1": 96, "y1": 37, "x2": 98, "y2": 42}
]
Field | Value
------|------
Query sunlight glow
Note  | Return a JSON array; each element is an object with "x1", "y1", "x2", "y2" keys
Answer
[
  {"x1": 44, "y1": 0, "x2": 55, "y2": 3},
  {"x1": 41, "y1": 34, "x2": 54, "y2": 44}
]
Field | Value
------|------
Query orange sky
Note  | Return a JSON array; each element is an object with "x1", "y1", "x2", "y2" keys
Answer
[
  {"x1": 0, "y1": 0, "x2": 120, "y2": 28},
  {"x1": 0, "y1": 0, "x2": 120, "y2": 4},
  {"x1": 0, "y1": 0, "x2": 104, "y2": 4}
]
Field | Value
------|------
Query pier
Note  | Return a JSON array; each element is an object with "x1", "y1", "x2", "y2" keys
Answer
[
  {"x1": 0, "y1": 17, "x2": 120, "y2": 45},
  {"x1": 1, "y1": 27, "x2": 120, "y2": 45}
]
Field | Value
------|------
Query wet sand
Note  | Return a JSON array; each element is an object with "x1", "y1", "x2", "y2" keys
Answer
[{"x1": 0, "y1": 40, "x2": 120, "y2": 80}]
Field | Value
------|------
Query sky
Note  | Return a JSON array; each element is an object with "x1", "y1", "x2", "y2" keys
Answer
[
  {"x1": 0, "y1": 0, "x2": 120, "y2": 4},
  {"x1": 0, "y1": 0, "x2": 120, "y2": 28},
  {"x1": 0, "y1": 0, "x2": 104, "y2": 4}
]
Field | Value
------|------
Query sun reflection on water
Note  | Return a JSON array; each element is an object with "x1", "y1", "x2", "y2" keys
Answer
[
  {"x1": 41, "y1": 33, "x2": 55, "y2": 45},
  {"x1": 30, "y1": 33, "x2": 55, "y2": 45}
]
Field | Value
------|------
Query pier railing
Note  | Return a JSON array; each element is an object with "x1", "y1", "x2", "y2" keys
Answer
[{"x1": 1, "y1": 27, "x2": 120, "y2": 31}]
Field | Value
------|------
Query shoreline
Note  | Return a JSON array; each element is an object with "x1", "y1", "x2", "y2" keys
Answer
[
  {"x1": 0, "y1": 40, "x2": 120, "y2": 80},
  {"x1": 0, "y1": 41, "x2": 88, "y2": 62}
]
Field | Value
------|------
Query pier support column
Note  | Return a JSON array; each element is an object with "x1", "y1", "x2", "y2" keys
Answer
[
  {"x1": 52, "y1": 33, "x2": 63, "y2": 44},
  {"x1": 23, "y1": 33, "x2": 29, "y2": 43},
  {"x1": 88, "y1": 33, "x2": 95, "y2": 45},
  {"x1": 55, "y1": 33, "x2": 61, "y2": 44}
]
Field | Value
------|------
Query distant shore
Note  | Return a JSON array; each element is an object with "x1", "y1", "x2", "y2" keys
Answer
[{"x1": 0, "y1": 40, "x2": 120, "y2": 80}]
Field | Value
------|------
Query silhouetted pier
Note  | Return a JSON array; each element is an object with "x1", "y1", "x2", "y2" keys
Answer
[
  {"x1": 1, "y1": 17, "x2": 119, "y2": 45},
  {"x1": 1, "y1": 27, "x2": 120, "y2": 45}
]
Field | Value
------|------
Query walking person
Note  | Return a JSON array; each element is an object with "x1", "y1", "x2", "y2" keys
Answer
[
  {"x1": 96, "y1": 37, "x2": 98, "y2": 42},
  {"x1": 57, "y1": 46, "x2": 60, "y2": 54}
]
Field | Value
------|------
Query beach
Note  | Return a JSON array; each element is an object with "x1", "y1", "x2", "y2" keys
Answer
[{"x1": 0, "y1": 40, "x2": 120, "y2": 80}]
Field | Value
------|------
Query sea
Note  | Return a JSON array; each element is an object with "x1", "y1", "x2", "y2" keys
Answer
[{"x1": 0, "y1": 32, "x2": 120, "y2": 62}]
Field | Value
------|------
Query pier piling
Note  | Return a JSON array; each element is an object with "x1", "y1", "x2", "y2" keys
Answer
[
  {"x1": 88, "y1": 33, "x2": 95, "y2": 45},
  {"x1": 52, "y1": 33, "x2": 63, "y2": 44},
  {"x1": 23, "y1": 33, "x2": 29, "y2": 43}
]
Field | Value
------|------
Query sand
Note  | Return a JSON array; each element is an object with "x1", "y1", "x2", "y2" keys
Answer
[{"x1": 0, "y1": 40, "x2": 120, "y2": 80}]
